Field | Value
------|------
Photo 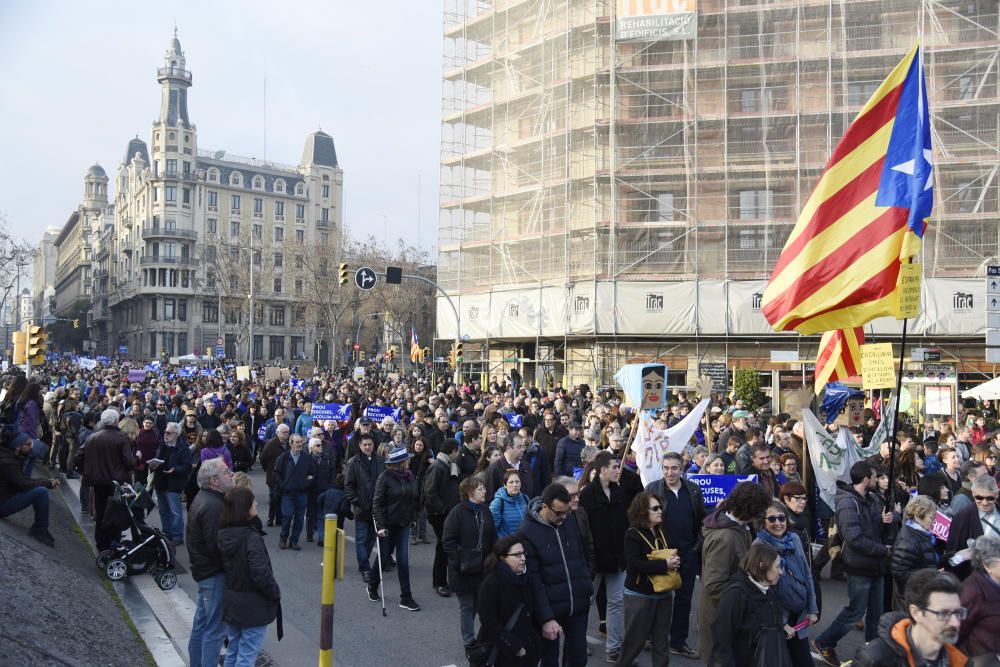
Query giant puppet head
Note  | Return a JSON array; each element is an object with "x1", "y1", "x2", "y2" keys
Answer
[
  {"x1": 614, "y1": 363, "x2": 668, "y2": 413},
  {"x1": 822, "y1": 382, "x2": 865, "y2": 427}
]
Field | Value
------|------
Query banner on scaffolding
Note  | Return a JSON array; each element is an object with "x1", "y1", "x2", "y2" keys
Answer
[{"x1": 615, "y1": 0, "x2": 697, "y2": 42}]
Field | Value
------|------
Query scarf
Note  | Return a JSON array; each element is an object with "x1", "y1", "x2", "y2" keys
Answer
[
  {"x1": 436, "y1": 451, "x2": 460, "y2": 478},
  {"x1": 390, "y1": 467, "x2": 415, "y2": 482},
  {"x1": 756, "y1": 528, "x2": 810, "y2": 613},
  {"x1": 496, "y1": 560, "x2": 528, "y2": 588}
]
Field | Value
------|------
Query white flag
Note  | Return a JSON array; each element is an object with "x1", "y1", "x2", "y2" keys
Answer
[
  {"x1": 631, "y1": 399, "x2": 711, "y2": 486},
  {"x1": 802, "y1": 408, "x2": 859, "y2": 509}
]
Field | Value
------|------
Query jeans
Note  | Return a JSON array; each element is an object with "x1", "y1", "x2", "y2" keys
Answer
[
  {"x1": 428, "y1": 513, "x2": 448, "y2": 588},
  {"x1": 223, "y1": 623, "x2": 267, "y2": 667},
  {"x1": 456, "y1": 590, "x2": 478, "y2": 646},
  {"x1": 355, "y1": 516, "x2": 377, "y2": 574},
  {"x1": 156, "y1": 489, "x2": 184, "y2": 542},
  {"x1": 414, "y1": 509, "x2": 427, "y2": 539},
  {"x1": 670, "y1": 548, "x2": 699, "y2": 647},
  {"x1": 595, "y1": 571, "x2": 625, "y2": 653},
  {"x1": 370, "y1": 525, "x2": 411, "y2": 598},
  {"x1": 540, "y1": 611, "x2": 589, "y2": 667},
  {"x1": 0, "y1": 486, "x2": 49, "y2": 529},
  {"x1": 189, "y1": 572, "x2": 226, "y2": 667},
  {"x1": 816, "y1": 574, "x2": 884, "y2": 648},
  {"x1": 267, "y1": 484, "x2": 282, "y2": 524},
  {"x1": 280, "y1": 493, "x2": 308, "y2": 544}
]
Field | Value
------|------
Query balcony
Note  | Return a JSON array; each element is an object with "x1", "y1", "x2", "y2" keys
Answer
[
  {"x1": 94, "y1": 269, "x2": 108, "y2": 279},
  {"x1": 139, "y1": 255, "x2": 198, "y2": 267},
  {"x1": 157, "y1": 65, "x2": 192, "y2": 84},
  {"x1": 141, "y1": 225, "x2": 198, "y2": 240}
]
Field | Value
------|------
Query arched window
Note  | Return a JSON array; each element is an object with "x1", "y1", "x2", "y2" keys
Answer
[
  {"x1": 274, "y1": 179, "x2": 286, "y2": 193},
  {"x1": 230, "y1": 172, "x2": 242, "y2": 187},
  {"x1": 253, "y1": 176, "x2": 264, "y2": 190},
  {"x1": 207, "y1": 168, "x2": 219, "y2": 183},
  {"x1": 296, "y1": 183, "x2": 304, "y2": 196}
]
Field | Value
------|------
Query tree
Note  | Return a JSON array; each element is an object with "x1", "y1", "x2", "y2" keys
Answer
[{"x1": 0, "y1": 212, "x2": 38, "y2": 332}]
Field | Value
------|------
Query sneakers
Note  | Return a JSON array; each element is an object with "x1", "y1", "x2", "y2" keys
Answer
[
  {"x1": 278, "y1": 539, "x2": 288, "y2": 550},
  {"x1": 399, "y1": 596, "x2": 421, "y2": 612},
  {"x1": 266, "y1": 519, "x2": 274, "y2": 527},
  {"x1": 29, "y1": 526, "x2": 55, "y2": 548},
  {"x1": 435, "y1": 585, "x2": 451, "y2": 597},
  {"x1": 362, "y1": 570, "x2": 371, "y2": 584},
  {"x1": 812, "y1": 640, "x2": 840, "y2": 667},
  {"x1": 605, "y1": 651, "x2": 618, "y2": 663},
  {"x1": 599, "y1": 621, "x2": 607, "y2": 636},
  {"x1": 367, "y1": 585, "x2": 380, "y2": 602},
  {"x1": 290, "y1": 543, "x2": 301, "y2": 551},
  {"x1": 306, "y1": 534, "x2": 314, "y2": 543},
  {"x1": 669, "y1": 644, "x2": 699, "y2": 659}
]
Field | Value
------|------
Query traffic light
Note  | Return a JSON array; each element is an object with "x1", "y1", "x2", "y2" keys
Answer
[
  {"x1": 27, "y1": 325, "x2": 47, "y2": 365},
  {"x1": 338, "y1": 263, "x2": 349, "y2": 286},
  {"x1": 455, "y1": 342, "x2": 463, "y2": 364},
  {"x1": 422, "y1": 346, "x2": 430, "y2": 362},
  {"x1": 73, "y1": 319, "x2": 79, "y2": 329},
  {"x1": 447, "y1": 346, "x2": 456, "y2": 369},
  {"x1": 12, "y1": 332, "x2": 26, "y2": 365},
  {"x1": 389, "y1": 346, "x2": 396, "y2": 361},
  {"x1": 359, "y1": 350, "x2": 366, "y2": 360}
]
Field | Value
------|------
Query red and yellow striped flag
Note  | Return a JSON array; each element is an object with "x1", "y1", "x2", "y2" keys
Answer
[
  {"x1": 763, "y1": 44, "x2": 932, "y2": 334},
  {"x1": 814, "y1": 327, "x2": 864, "y2": 395}
]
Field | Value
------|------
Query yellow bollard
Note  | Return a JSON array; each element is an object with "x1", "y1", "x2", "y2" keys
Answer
[{"x1": 319, "y1": 514, "x2": 338, "y2": 667}]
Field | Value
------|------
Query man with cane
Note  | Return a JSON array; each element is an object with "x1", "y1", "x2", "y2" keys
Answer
[{"x1": 344, "y1": 433, "x2": 385, "y2": 597}]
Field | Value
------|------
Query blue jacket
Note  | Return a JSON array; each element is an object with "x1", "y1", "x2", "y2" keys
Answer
[
  {"x1": 273, "y1": 450, "x2": 317, "y2": 495},
  {"x1": 489, "y1": 487, "x2": 529, "y2": 538},
  {"x1": 517, "y1": 498, "x2": 593, "y2": 623},
  {"x1": 294, "y1": 412, "x2": 314, "y2": 437},
  {"x1": 554, "y1": 436, "x2": 585, "y2": 477}
]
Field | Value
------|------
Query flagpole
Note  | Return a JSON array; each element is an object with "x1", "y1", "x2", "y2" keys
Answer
[{"x1": 884, "y1": 317, "x2": 909, "y2": 513}]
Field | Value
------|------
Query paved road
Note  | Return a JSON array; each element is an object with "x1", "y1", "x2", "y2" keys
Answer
[{"x1": 157, "y1": 467, "x2": 870, "y2": 666}]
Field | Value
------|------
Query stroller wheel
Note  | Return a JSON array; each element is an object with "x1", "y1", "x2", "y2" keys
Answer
[
  {"x1": 156, "y1": 570, "x2": 177, "y2": 591},
  {"x1": 106, "y1": 559, "x2": 128, "y2": 581},
  {"x1": 96, "y1": 550, "x2": 114, "y2": 569}
]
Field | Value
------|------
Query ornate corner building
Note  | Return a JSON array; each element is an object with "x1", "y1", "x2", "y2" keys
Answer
[{"x1": 52, "y1": 32, "x2": 344, "y2": 362}]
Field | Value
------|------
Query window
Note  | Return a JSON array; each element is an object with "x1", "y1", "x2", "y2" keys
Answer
[
  {"x1": 152, "y1": 187, "x2": 158, "y2": 202},
  {"x1": 232, "y1": 194, "x2": 243, "y2": 212},
  {"x1": 320, "y1": 258, "x2": 329, "y2": 276},
  {"x1": 295, "y1": 229, "x2": 304, "y2": 243},
  {"x1": 254, "y1": 198, "x2": 263, "y2": 216},
  {"x1": 292, "y1": 305, "x2": 305, "y2": 325},
  {"x1": 150, "y1": 333, "x2": 157, "y2": 359},
  {"x1": 322, "y1": 184, "x2": 330, "y2": 198},
  {"x1": 153, "y1": 161, "x2": 160, "y2": 177},
  {"x1": 207, "y1": 218, "x2": 217, "y2": 234},
  {"x1": 957, "y1": 181, "x2": 982, "y2": 213},
  {"x1": 206, "y1": 272, "x2": 216, "y2": 289},
  {"x1": 253, "y1": 335, "x2": 264, "y2": 360},
  {"x1": 321, "y1": 208, "x2": 330, "y2": 224},
  {"x1": 273, "y1": 227, "x2": 284, "y2": 242},
  {"x1": 295, "y1": 255, "x2": 304, "y2": 269},
  {"x1": 208, "y1": 191, "x2": 218, "y2": 208},
  {"x1": 230, "y1": 275, "x2": 239, "y2": 290},
  {"x1": 273, "y1": 252, "x2": 283, "y2": 268},
  {"x1": 253, "y1": 224, "x2": 262, "y2": 240},
  {"x1": 252, "y1": 249, "x2": 261, "y2": 265},
  {"x1": 183, "y1": 161, "x2": 191, "y2": 178},
  {"x1": 230, "y1": 247, "x2": 240, "y2": 262},
  {"x1": 273, "y1": 277, "x2": 282, "y2": 293},
  {"x1": 225, "y1": 307, "x2": 240, "y2": 325},
  {"x1": 230, "y1": 172, "x2": 242, "y2": 187},
  {"x1": 275, "y1": 180, "x2": 285, "y2": 193},
  {"x1": 320, "y1": 232, "x2": 329, "y2": 244},
  {"x1": 166, "y1": 159, "x2": 177, "y2": 177},
  {"x1": 178, "y1": 332, "x2": 187, "y2": 355},
  {"x1": 269, "y1": 336, "x2": 285, "y2": 360},
  {"x1": 275, "y1": 201, "x2": 284, "y2": 217},
  {"x1": 165, "y1": 186, "x2": 177, "y2": 202},
  {"x1": 957, "y1": 76, "x2": 975, "y2": 101},
  {"x1": 164, "y1": 298, "x2": 175, "y2": 321},
  {"x1": 847, "y1": 81, "x2": 880, "y2": 107},
  {"x1": 178, "y1": 299, "x2": 187, "y2": 321},
  {"x1": 253, "y1": 177, "x2": 264, "y2": 190},
  {"x1": 183, "y1": 188, "x2": 190, "y2": 204},
  {"x1": 230, "y1": 221, "x2": 240, "y2": 237},
  {"x1": 295, "y1": 204, "x2": 305, "y2": 220},
  {"x1": 296, "y1": 184, "x2": 304, "y2": 196},
  {"x1": 202, "y1": 302, "x2": 219, "y2": 323},
  {"x1": 295, "y1": 279, "x2": 303, "y2": 295},
  {"x1": 656, "y1": 193, "x2": 674, "y2": 221},
  {"x1": 150, "y1": 298, "x2": 158, "y2": 320},
  {"x1": 738, "y1": 190, "x2": 774, "y2": 219},
  {"x1": 208, "y1": 169, "x2": 218, "y2": 182},
  {"x1": 182, "y1": 270, "x2": 190, "y2": 288},
  {"x1": 291, "y1": 335, "x2": 305, "y2": 359},
  {"x1": 270, "y1": 306, "x2": 285, "y2": 326}
]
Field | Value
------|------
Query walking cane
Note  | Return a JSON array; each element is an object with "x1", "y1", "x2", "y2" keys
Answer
[{"x1": 373, "y1": 517, "x2": 387, "y2": 617}]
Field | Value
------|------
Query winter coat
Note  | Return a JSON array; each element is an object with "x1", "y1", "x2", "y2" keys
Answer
[
  {"x1": 645, "y1": 477, "x2": 708, "y2": 553},
  {"x1": 217, "y1": 524, "x2": 281, "y2": 628},
  {"x1": 186, "y1": 488, "x2": 225, "y2": 581},
  {"x1": 853, "y1": 612, "x2": 968, "y2": 667},
  {"x1": 0, "y1": 445, "x2": 55, "y2": 505},
  {"x1": 554, "y1": 435, "x2": 584, "y2": 477},
  {"x1": 227, "y1": 442, "x2": 253, "y2": 474},
  {"x1": 308, "y1": 453, "x2": 336, "y2": 496},
  {"x1": 133, "y1": 428, "x2": 160, "y2": 473},
  {"x1": 199, "y1": 445, "x2": 233, "y2": 471},
  {"x1": 443, "y1": 501, "x2": 497, "y2": 593},
  {"x1": 476, "y1": 564, "x2": 542, "y2": 667},
  {"x1": 152, "y1": 441, "x2": 193, "y2": 493},
  {"x1": 489, "y1": 487, "x2": 529, "y2": 538},
  {"x1": 960, "y1": 569, "x2": 1000, "y2": 659},
  {"x1": 422, "y1": 457, "x2": 460, "y2": 517},
  {"x1": 483, "y1": 456, "x2": 535, "y2": 502},
  {"x1": 834, "y1": 480, "x2": 890, "y2": 577},
  {"x1": 344, "y1": 453, "x2": 385, "y2": 522},
  {"x1": 533, "y1": 425, "x2": 567, "y2": 475},
  {"x1": 711, "y1": 571, "x2": 789, "y2": 667},
  {"x1": 890, "y1": 522, "x2": 941, "y2": 608},
  {"x1": 523, "y1": 443, "x2": 551, "y2": 499},
  {"x1": 517, "y1": 497, "x2": 593, "y2": 622},
  {"x1": 699, "y1": 507, "x2": 754, "y2": 663},
  {"x1": 457, "y1": 445, "x2": 479, "y2": 480},
  {"x1": 753, "y1": 531, "x2": 818, "y2": 625},
  {"x1": 259, "y1": 437, "x2": 287, "y2": 487},
  {"x1": 578, "y1": 481, "x2": 628, "y2": 573},
  {"x1": 273, "y1": 450, "x2": 317, "y2": 496},
  {"x1": 623, "y1": 526, "x2": 674, "y2": 596},
  {"x1": 373, "y1": 469, "x2": 418, "y2": 530},
  {"x1": 82, "y1": 425, "x2": 135, "y2": 486}
]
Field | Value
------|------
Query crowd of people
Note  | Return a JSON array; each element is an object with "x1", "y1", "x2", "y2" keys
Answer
[{"x1": 3, "y1": 357, "x2": 1000, "y2": 665}]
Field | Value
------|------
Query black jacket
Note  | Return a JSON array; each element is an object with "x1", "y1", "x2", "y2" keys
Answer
[
  {"x1": 0, "y1": 446, "x2": 55, "y2": 504},
  {"x1": 852, "y1": 611, "x2": 969, "y2": 667},
  {"x1": 308, "y1": 453, "x2": 336, "y2": 496},
  {"x1": 82, "y1": 426, "x2": 135, "y2": 486},
  {"x1": 344, "y1": 453, "x2": 385, "y2": 522},
  {"x1": 373, "y1": 469, "x2": 418, "y2": 530},
  {"x1": 623, "y1": 526, "x2": 673, "y2": 595},
  {"x1": 152, "y1": 441, "x2": 193, "y2": 493},
  {"x1": 890, "y1": 523, "x2": 940, "y2": 602},
  {"x1": 711, "y1": 571, "x2": 789, "y2": 667},
  {"x1": 186, "y1": 488, "x2": 225, "y2": 581},
  {"x1": 578, "y1": 481, "x2": 628, "y2": 573},
  {"x1": 483, "y1": 456, "x2": 535, "y2": 502},
  {"x1": 644, "y1": 477, "x2": 708, "y2": 552},
  {"x1": 834, "y1": 481, "x2": 889, "y2": 577},
  {"x1": 517, "y1": 498, "x2": 593, "y2": 622},
  {"x1": 273, "y1": 450, "x2": 317, "y2": 495},
  {"x1": 217, "y1": 524, "x2": 281, "y2": 628},
  {"x1": 457, "y1": 445, "x2": 479, "y2": 480},
  {"x1": 443, "y1": 501, "x2": 497, "y2": 593},
  {"x1": 422, "y1": 457, "x2": 460, "y2": 517},
  {"x1": 476, "y1": 566, "x2": 542, "y2": 667},
  {"x1": 227, "y1": 442, "x2": 253, "y2": 474}
]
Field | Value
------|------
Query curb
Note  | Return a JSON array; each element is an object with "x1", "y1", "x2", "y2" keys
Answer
[{"x1": 60, "y1": 478, "x2": 190, "y2": 667}]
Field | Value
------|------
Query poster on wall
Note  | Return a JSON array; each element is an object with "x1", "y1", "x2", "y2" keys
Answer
[{"x1": 615, "y1": 0, "x2": 698, "y2": 42}]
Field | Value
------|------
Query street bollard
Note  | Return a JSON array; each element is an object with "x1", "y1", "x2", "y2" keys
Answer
[{"x1": 319, "y1": 513, "x2": 344, "y2": 667}]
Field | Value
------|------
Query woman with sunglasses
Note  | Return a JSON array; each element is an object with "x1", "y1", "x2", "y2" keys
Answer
[
  {"x1": 474, "y1": 537, "x2": 541, "y2": 665},
  {"x1": 615, "y1": 491, "x2": 680, "y2": 667},
  {"x1": 752, "y1": 500, "x2": 817, "y2": 667}
]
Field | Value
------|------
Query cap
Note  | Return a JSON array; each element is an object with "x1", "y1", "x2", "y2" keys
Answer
[
  {"x1": 710, "y1": 407, "x2": 723, "y2": 414},
  {"x1": 732, "y1": 410, "x2": 750, "y2": 419},
  {"x1": 568, "y1": 421, "x2": 582, "y2": 429},
  {"x1": 385, "y1": 447, "x2": 412, "y2": 465},
  {"x1": 359, "y1": 417, "x2": 374, "y2": 425}
]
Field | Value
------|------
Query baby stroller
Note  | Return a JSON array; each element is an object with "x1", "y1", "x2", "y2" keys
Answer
[{"x1": 96, "y1": 480, "x2": 178, "y2": 590}]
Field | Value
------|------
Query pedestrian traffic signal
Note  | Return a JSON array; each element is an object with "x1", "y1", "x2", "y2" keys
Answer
[
  {"x1": 27, "y1": 325, "x2": 47, "y2": 365},
  {"x1": 338, "y1": 263, "x2": 348, "y2": 285},
  {"x1": 12, "y1": 331, "x2": 26, "y2": 365},
  {"x1": 73, "y1": 319, "x2": 79, "y2": 329}
]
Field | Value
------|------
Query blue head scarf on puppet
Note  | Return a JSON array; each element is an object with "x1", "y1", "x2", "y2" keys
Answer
[
  {"x1": 821, "y1": 382, "x2": 864, "y2": 425},
  {"x1": 614, "y1": 364, "x2": 667, "y2": 414}
]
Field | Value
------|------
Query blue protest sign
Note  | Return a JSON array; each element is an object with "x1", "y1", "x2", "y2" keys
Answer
[
  {"x1": 364, "y1": 405, "x2": 402, "y2": 423},
  {"x1": 687, "y1": 474, "x2": 758, "y2": 507},
  {"x1": 505, "y1": 413, "x2": 523, "y2": 428},
  {"x1": 257, "y1": 425, "x2": 268, "y2": 441},
  {"x1": 312, "y1": 403, "x2": 352, "y2": 422}
]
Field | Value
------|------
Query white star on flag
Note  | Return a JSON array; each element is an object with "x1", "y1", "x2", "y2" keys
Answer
[{"x1": 890, "y1": 148, "x2": 933, "y2": 191}]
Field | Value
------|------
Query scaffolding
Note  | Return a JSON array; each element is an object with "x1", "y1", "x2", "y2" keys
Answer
[{"x1": 440, "y1": 0, "x2": 1000, "y2": 385}]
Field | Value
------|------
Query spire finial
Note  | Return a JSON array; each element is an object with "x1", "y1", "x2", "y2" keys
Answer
[{"x1": 174, "y1": 22, "x2": 177, "y2": 38}]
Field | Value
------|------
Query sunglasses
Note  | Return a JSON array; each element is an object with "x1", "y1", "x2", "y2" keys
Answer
[
  {"x1": 766, "y1": 515, "x2": 787, "y2": 523},
  {"x1": 649, "y1": 505, "x2": 662, "y2": 512},
  {"x1": 974, "y1": 495, "x2": 998, "y2": 502}
]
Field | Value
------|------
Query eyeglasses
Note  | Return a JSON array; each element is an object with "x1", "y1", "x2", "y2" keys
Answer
[
  {"x1": 919, "y1": 607, "x2": 968, "y2": 621},
  {"x1": 505, "y1": 551, "x2": 526, "y2": 559},
  {"x1": 649, "y1": 505, "x2": 662, "y2": 512},
  {"x1": 765, "y1": 515, "x2": 787, "y2": 523},
  {"x1": 975, "y1": 495, "x2": 998, "y2": 502},
  {"x1": 789, "y1": 495, "x2": 808, "y2": 502}
]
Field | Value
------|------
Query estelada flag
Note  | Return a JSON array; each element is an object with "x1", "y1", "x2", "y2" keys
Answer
[
  {"x1": 814, "y1": 327, "x2": 864, "y2": 395},
  {"x1": 763, "y1": 44, "x2": 933, "y2": 335},
  {"x1": 410, "y1": 326, "x2": 420, "y2": 363}
]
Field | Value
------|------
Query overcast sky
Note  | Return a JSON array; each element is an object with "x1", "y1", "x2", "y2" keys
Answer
[{"x1": 0, "y1": 1, "x2": 443, "y2": 257}]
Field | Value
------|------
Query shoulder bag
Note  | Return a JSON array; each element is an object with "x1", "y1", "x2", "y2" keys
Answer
[
  {"x1": 467, "y1": 603, "x2": 524, "y2": 667},
  {"x1": 637, "y1": 528, "x2": 682, "y2": 593}
]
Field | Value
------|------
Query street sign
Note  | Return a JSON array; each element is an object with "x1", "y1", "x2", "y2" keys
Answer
[
  {"x1": 988, "y1": 265, "x2": 1000, "y2": 277},
  {"x1": 217, "y1": 337, "x2": 224, "y2": 346},
  {"x1": 215, "y1": 345, "x2": 224, "y2": 357},
  {"x1": 354, "y1": 267, "x2": 377, "y2": 290},
  {"x1": 989, "y1": 312, "x2": 1000, "y2": 329},
  {"x1": 353, "y1": 343, "x2": 360, "y2": 351},
  {"x1": 385, "y1": 266, "x2": 402, "y2": 284},
  {"x1": 118, "y1": 345, "x2": 128, "y2": 355}
]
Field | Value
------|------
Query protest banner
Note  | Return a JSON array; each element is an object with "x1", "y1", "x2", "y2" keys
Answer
[
  {"x1": 364, "y1": 406, "x2": 402, "y2": 423},
  {"x1": 236, "y1": 366, "x2": 251, "y2": 381},
  {"x1": 688, "y1": 474, "x2": 759, "y2": 507},
  {"x1": 312, "y1": 403, "x2": 352, "y2": 422},
  {"x1": 930, "y1": 511, "x2": 951, "y2": 541},
  {"x1": 630, "y1": 399, "x2": 710, "y2": 486},
  {"x1": 79, "y1": 358, "x2": 97, "y2": 370},
  {"x1": 802, "y1": 408, "x2": 858, "y2": 509},
  {"x1": 127, "y1": 369, "x2": 146, "y2": 382}
]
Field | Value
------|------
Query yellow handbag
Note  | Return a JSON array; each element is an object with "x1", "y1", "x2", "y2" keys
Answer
[{"x1": 637, "y1": 528, "x2": 682, "y2": 593}]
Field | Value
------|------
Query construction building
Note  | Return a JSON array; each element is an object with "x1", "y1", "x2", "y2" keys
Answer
[{"x1": 438, "y1": 0, "x2": 999, "y2": 416}]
